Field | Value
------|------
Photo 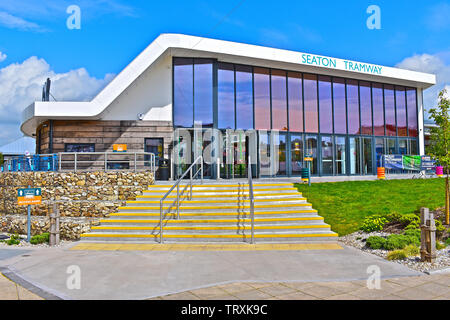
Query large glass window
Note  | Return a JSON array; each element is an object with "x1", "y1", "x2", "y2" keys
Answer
[
  {"x1": 235, "y1": 65, "x2": 253, "y2": 130},
  {"x1": 305, "y1": 135, "x2": 318, "y2": 174},
  {"x1": 409, "y1": 139, "x2": 418, "y2": 155},
  {"x1": 398, "y1": 139, "x2": 408, "y2": 155},
  {"x1": 194, "y1": 59, "x2": 213, "y2": 127},
  {"x1": 254, "y1": 67, "x2": 271, "y2": 130},
  {"x1": 333, "y1": 78, "x2": 346, "y2": 134},
  {"x1": 362, "y1": 137, "x2": 373, "y2": 174},
  {"x1": 349, "y1": 137, "x2": 361, "y2": 175},
  {"x1": 406, "y1": 88, "x2": 418, "y2": 137},
  {"x1": 347, "y1": 80, "x2": 360, "y2": 135},
  {"x1": 271, "y1": 70, "x2": 288, "y2": 131},
  {"x1": 290, "y1": 134, "x2": 303, "y2": 175},
  {"x1": 360, "y1": 81, "x2": 372, "y2": 135},
  {"x1": 372, "y1": 83, "x2": 384, "y2": 136},
  {"x1": 304, "y1": 74, "x2": 318, "y2": 133},
  {"x1": 396, "y1": 86, "x2": 407, "y2": 137},
  {"x1": 319, "y1": 76, "x2": 333, "y2": 134},
  {"x1": 386, "y1": 138, "x2": 396, "y2": 154},
  {"x1": 384, "y1": 84, "x2": 396, "y2": 136},
  {"x1": 335, "y1": 136, "x2": 346, "y2": 175},
  {"x1": 173, "y1": 58, "x2": 193, "y2": 127},
  {"x1": 288, "y1": 72, "x2": 303, "y2": 132},
  {"x1": 218, "y1": 63, "x2": 235, "y2": 129},
  {"x1": 375, "y1": 138, "x2": 384, "y2": 167},
  {"x1": 277, "y1": 134, "x2": 287, "y2": 175},
  {"x1": 321, "y1": 136, "x2": 333, "y2": 174}
]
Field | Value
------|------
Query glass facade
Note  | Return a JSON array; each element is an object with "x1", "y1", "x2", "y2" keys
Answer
[{"x1": 173, "y1": 57, "x2": 420, "y2": 177}]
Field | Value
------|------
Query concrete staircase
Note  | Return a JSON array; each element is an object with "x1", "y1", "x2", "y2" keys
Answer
[{"x1": 80, "y1": 182, "x2": 338, "y2": 242}]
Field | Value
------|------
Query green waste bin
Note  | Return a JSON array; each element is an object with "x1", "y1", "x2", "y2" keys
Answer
[{"x1": 301, "y1": 167, "x2": 309, "y2": 182}]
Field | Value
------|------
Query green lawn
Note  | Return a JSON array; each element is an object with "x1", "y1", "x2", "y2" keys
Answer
[{"x1": 294, "y1": 178, "x2": 445, "y2": 236}]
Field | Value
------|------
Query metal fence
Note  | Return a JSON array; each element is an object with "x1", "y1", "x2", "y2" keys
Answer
[{"x1": 1, "y1": 152, "x2": 155, "y2": 174}]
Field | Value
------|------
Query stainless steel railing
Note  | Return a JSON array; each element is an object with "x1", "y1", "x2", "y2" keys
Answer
[
  {"x1": 58, "y1": 152, "x2": 155, "y2": 174},
  {"x1": 248, "y1": 155, "x2": 255, "y2": 244},
  {"x1": 159, "y1": 156, "x2": 203, "y2": 243}
]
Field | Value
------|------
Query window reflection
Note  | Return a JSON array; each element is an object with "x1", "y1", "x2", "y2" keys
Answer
[
  {"x1": 347, "y1": 80, "x2": 360, "y2": 135},
  {"x1": 319, "y1": 76, "x2": 332, "y2": 134},
  {"x1": 384, "y1": 85, "x2": 396, "y2": 136},
  {"x1": 360, "y1": 81, "x2": 372, "y2": 135},
  {"x1": 372, "y1": 83, "x2": 384, "y2": 136},
  {"x1": 288, "y1": 72, "x2": 303, "y2": 132},
  {"x1": 333, "y1": 78, "x2": 346, "y2": 134},
  {"x1": 406, "y1": 88, "x2": 418, "y2": 137},
  {"x1": 218, "y1": 63, "x2": 235, "y2": 129},
  {"x1": 235, "y1": 65, "x2": 253, "y2": 130},
  {"x1": 396, "y1": 86, "x2": 407, "y2": 137},
  {"x1": 254, "y1": 67, "x2": 271, "y2": 130},
  {"x1": 304, "y1": 74, "x2": 318, "y2": 133},
  {"x1": 174, "y1": 58, "x2": 193, "y2": 127},
  {"x1": 194, "y1": 59, "x2": 213, "y2": 127},
  {"x1": 271, "y1": 70, "x2": 288, "y2": 131}
]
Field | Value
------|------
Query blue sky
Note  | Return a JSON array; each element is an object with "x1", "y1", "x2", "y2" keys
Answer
[{"x1": 0, "y1": 0, "x2": 449, "y2": 146}]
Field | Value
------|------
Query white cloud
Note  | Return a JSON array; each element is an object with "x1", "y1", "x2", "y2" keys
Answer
[
  {"x1": 0, "y1": 56, "x2": 114, "y2": 146},
  {"x1": 395, "y1": 53, "x2": 450, "y2": 119},
  {"x1": 0, "y1": 11, "x2": 44, "y2": 32},
  {"x1": 0, "y1": 52, "x2": 6, "y2": 62}
]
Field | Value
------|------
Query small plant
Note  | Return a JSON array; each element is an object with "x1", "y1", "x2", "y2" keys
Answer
[
  {"x1": 361, "y1": 215, "x2": 388, "y2": 233},
  {"x1": 387, "y1": 250, "x2": 407, "y2": 260},
  {"x1": 398, "y1": 214, "x2": 420, "y2": 227},
  {"x1": 403, "y1": 228, "x2": 421, "y2": 243},
  {"x1": 384, "y1": 234, "x2": 419, "y2": 250},
  {"x1": 366, "y1": 236, "x2": 387, "y2": 249},
  {"x1": 30, "y1": 233, "x2": 50, "y2": 245},
  {"x1": 435, "y1": 220, "x2": 446, "y2": 239},
  {"x1": 445, "y1": 237, "x2": 450, "y2": 247},
  {"x1": 403, "y1": 244, "x2": 420, "y2": 256},
  {"x1": 436, "y1": 241, "x2": 446, "y2": 250},
  {"x1": 5, "y1": 234, "x2": 21, "y2": 246}
]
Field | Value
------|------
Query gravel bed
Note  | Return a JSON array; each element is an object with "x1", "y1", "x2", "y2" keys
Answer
[
  {"x1": 0, "y1": 232, "x2": 73, "y2": 249},
  {"x1": 339, "y1": 231, "x2": 450, "y2": 273}
]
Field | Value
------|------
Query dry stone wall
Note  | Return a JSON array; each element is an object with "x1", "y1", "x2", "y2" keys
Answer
[{"x1": 0, "y1": 171, "x2": 154, "y2": 239}]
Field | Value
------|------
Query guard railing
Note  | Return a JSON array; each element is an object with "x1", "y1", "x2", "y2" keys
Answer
[{"x1": 159, "y1": 156, "x2": 203, "y2": 243}]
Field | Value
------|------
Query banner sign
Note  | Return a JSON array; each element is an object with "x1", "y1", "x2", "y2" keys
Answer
[
  {"x1": 420, "y1": 156, "x2": 435, "y2": 171},
  {"x1": 17, "y1": 188, "x2": 42, "y2": 205},
  {"x1": 113, "y1": 144, "x2": 127, "y2": 152},
  {"x1": 384, "y1": 155, "x2": 403, "y2": 170},
  {"x1": 403, "y1": 155, "x2": 421, "y2": 171}
]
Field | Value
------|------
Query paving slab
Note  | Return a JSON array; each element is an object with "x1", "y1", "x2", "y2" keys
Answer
[{"x1": 0, "y1": 242, "x2": 422, "y2": 300}]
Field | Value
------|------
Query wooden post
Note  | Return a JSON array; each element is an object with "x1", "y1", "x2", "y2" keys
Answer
[
  {"x1": 49, "y1": 203, "x2": 60, "y2": 246},
  {"x1": 420, "y1": 207, "x2": 436, "y2": 263}
]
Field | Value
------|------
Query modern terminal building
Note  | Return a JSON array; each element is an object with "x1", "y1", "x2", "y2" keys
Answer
[{"x1": 21, "y1": 34, "x2": 436, "y2": 179}]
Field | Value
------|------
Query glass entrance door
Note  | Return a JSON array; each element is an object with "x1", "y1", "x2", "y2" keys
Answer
[{"x1": 290, "y1": 134, "x2": 303, "y2": 176}]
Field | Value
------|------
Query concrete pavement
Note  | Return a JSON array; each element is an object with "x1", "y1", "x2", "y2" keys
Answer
[{"x1": 0, "y1": 242, "x2": 425, "y2": 300}]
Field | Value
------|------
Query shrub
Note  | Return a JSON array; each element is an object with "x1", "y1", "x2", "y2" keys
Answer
[
  {"x1": 384, "y1": 234, "x2": 419, "y2": 250},
  {"x1": 5, "y1": 234, "x2": 21, "y2": 246},
  {"x1": 385, "y1": 212, "x2": 402, "y2": 223},
  {"x1": 435, "y1": 220, "x2": 445, "y2": 239},
  {"x1": 445, "y1": 237, "x2": 450, "y2": 247},
  {"x1": 398, "y1": 214, "x2": 420, "y2": 227},
  {"x1": 403, "y1": 244, "x2": 420, "y2": 256},
  {"x1": 403, "y1": 229, "x2": 421, "y2": 243},
  {"x1": 436, "y1": 241, "x2": 446, "y2": 250},
  {"x1": 361, "y1": 215, "x2": 388, "y2": 233},
  {"x1": 387, "y1": 250, "x2": 407, "y2": 260},
  {"x1": 30, "y1": 233, "x2": 50, "y2": 245},
  {"x1": 366, "y1": 236, "x2": 387, "y2": 249}
]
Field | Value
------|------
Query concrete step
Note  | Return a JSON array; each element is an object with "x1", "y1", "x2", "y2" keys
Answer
[
  {"x1": 137, "y1": 193, "x2": 301, "y2": 200},
  {"x1": 99, "y1": 216, "x2": 325, "y2": 226},
  {"x1": 125, "y1": 197, "x2": 308, "y2": 206},
  {"x1": 91, "y1": 223, "x2": 332, "y2": 234},
  {"x1": 80, "y1": 230, "x2": 338, "y2": 242}
]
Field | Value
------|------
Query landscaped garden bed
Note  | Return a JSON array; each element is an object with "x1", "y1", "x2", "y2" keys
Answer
[{"x1": 295, "y1": 179, "x2": 449, "y2": 273}]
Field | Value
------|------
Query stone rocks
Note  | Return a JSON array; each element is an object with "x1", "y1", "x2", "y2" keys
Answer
[{"x1": 0, "y1": 171, "x2": 154, "y2": 237}]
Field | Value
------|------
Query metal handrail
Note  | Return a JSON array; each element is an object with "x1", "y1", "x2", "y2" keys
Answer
[
  {"x1": 159, "y1": 156, "x2": 203, "y2": 243},
  {"x1": 57, "y1": 152, "x2": 155, "y2": 174},
  {"x1": 248, "y1": 155, "x2": 255, "y2": 244}
]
